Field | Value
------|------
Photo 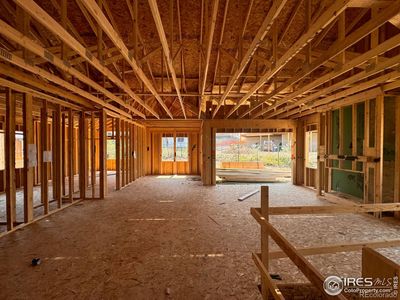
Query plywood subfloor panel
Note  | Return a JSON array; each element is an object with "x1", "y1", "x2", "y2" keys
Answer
[{"x1": 0, "y1": 178, "x2": 399, "y2": 299}]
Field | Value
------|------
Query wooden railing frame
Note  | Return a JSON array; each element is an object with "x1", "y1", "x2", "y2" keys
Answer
[{"x1": 252, "y1": 185, "x2": 400, "y2": 299}]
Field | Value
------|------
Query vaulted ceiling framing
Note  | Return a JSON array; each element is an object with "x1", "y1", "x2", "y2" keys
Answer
[{"x1": 0, "y1": 0, "x2": 399, "y2": 120}]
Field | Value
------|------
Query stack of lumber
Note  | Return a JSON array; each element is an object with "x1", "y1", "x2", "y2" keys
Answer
[{"x1": 216, "y1": 167, "x2": 291, "y2": 182}]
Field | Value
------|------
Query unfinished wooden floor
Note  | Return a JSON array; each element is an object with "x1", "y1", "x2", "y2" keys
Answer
[{"x1": 0, "y1": 177, "x2": 399, "y2": 299}]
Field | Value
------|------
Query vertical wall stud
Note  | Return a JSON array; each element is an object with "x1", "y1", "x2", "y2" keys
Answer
[
  {"x1": 23, "y1": 93, "x2": 34, "y2": 222},
  {"x1": 99, "y1": 110, "x2": 107, "y2": 198},
  {"x1": 68, "y1": 109, "x2": 74, "y2": 202},
  {"x1": 5, "y1": 88, "x2": 16, "y2": 230},
  {"x1": 40, "y1": 100, "x2": 49, "y2": 214},
  {"x1": 116, "y1": 118, "x2": 121, "y2": 190}
]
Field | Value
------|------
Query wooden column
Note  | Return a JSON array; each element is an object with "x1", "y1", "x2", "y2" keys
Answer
[
  {"x1": 116, "y1": 118, "x2": 121, "y2": 190},
  {"x1": 133, "y1": 125, "x2": 137, "y2": 180},
  {"x1": 126, "y1": 122, "x2": 130, "y2": 183},
  {"x1": 5, "y1": 88, "x2": 16, "y2": 230},
  {"x1": 54, "y1": 104, "x2": 62, "y2": 208},
  {"x1": 201, "y1": 121, "x2": 213, "y2": 185},
  {"x1": 260, "y1": 186, "x2": 269, "y2": 299},
  {"x1": 62, "y1": 112, "x2": 66, "y2": 196},
  {"x1": 121, "y1": 120, "x2": 125, "y2": 187},
  {"x1": 293, "y1": 120, "x2": 305, "y2": 185},
  {"x1": 99, "y1": 109, "x2": 107, "y2": 198},
  {"x1": 91, "y1": 112, "x2": 96, "y2": 199},
  {"x1": 130, "y1": 124, "x2": 135, "y2": 181},
  {"x1": 316, "y1": 113, "x2": 324, "y2": 196},
  {"x1": 68, "y1": 109, "x2": 74, "y2": 202},
  {"x1": 395, "y1": 98, "x2": 400, "y2": 218},
  {"x1": 375, "y1": 95, "x2": 384, "y2": 217},
  {"x1": 23, "y1": 93, "x2": 34, "y2": 222},
  {"x1": 40, "y1": 100, "x2": 49, "y2": 214},
  {"x1": 79, "y1": 112, "x2": 87, "y2": 199}
]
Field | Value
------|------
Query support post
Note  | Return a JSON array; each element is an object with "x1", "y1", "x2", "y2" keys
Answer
[
  {"x1": 260, "y1": 186, "x2": 269, "y2": 299},
  {"x1": 116, "y1": 118, "x2": 121, "y2": 190},
  {"x1": 91, "y1": 112, "x2": 96, "y2": 199},
  {"x1": 121, "y1": 120, "x2": 125, "y2": 187},
  {"x1": 126, "y1": 122, "x2": 130, "y2": 184},
  {"x1": 5, "y1": 88, "x2": 16, "y2": 230},
  {"x1": 68, "y1": 109, "x2": 74, "y2": 202},
  {"x1": 23, "y1": 93, "x2": 34, "y2": 222},
  {"x1": 99, "y1": 109, "x2": 107, "y2": 198},
  {"x1": 62, "y1": 111, "x2": 66, "y2": 196},
  {"x1": 40, "y1": 100, "x2": 49, "y2": 214},
  {"x1": 79, "y1": 112, "x2": 87, "y2": 199},
  {"x1": 130, "y1": 124, "x2": 136, "y2": 181},
  {"x1": 54, "y1": 104, "x2": 62, "y2": 208}
]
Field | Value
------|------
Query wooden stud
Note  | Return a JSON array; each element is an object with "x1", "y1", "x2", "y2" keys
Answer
[
  {"x1": 62, "y1": 112, "x2": 66, "y2": 196},
  {"x1": 99, "y1": 109, "x2": 107, "y2": 198},
  {"x1": 121, "y1": 120, "x2": 125, "y2": 187},
  {"x1": 5, "y1": 88, "x2": 16, "y2": 230},
  {"x1": 260, "y1": 186, "x2": 269, "y2": 299},
  {"x1": 79, "y1": 112, "x2": 87, "y2": 200},
  {"x1": 54, "y1": 104, "x2": 63, "y2": 208},
  {"x1": 91, "y1": 112, "x2": 96, "y2": 199},
  {"x1": 40, "y1": 100, "x2": 49, "y2": 214},
  {"x1": 68, "y1": 109, "x2": 74, "y2": 202},
  {"x1": 23, "y1": 93, "x2": 34, "y2": 222},
  {"x1": 213, "y1": 0, "x2": 288, "y2": 117},
  {"x1": 116, "y1": 118, "x2": 121, "y2": 190}
]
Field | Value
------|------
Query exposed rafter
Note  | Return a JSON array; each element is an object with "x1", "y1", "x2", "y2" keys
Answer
[
  {"x1": 247, "y1": 2, "x2": 400, "y2": 119},
  {"x1": 148, "y1": 0, "x2": 187, "y2": 119},
  {"x1": 77, "y1": 0, "x2": 174, "y2": 118},
  {"x1": 212, "y1": 0, "x2": 288, "y2": 118},
  {"x1": 198, "y1": 0, "x2": 219, "y2": 118},
  {"x1": 225, "y1": 0, "x2": 352, "y2": 118},
  {"x1": 13, "y1": 0, "x2": 160, "y2": 118}
]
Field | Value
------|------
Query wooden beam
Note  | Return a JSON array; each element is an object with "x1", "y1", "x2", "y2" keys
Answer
[
  {"x1": 212, "y1": 0, "x2": 288, "y2": 118},
  {"x1": 288, "y1": 69, "x2": 400, "y2": 117},
  {"x1": 260, "y1": 186, "x2": 270, "y2": 299},
  {"x1": 0, "y1": 48, "x2": 133, "y2": 118},
  {"x1": 90, "y1": 112, "x2": 96, "y2": 199},
  {"x1": 40, "y1": 100, "x2": 49, "y2": 214},
  {"x1": 68, "y1": 109, "x2": 74, "y2": 202},
  {"x1": 23, "y1": 93, "x2": 34, "y2": 222},
  {"x1": 275, "y1": 50, "x2": 400, "y2": 118},
  {"x1": 251, "y1": 207, "x2": 346, "y2": 299},
  {"x1": 227, "y1": 0, "x2": 351, "y2": 118},
  {"x1": 252, "y1": 253, "x2": 284, "y2": 299},
  {"x1": 0, "y1": 63, "x2": 92, "y2": 109},
  {"x1": 121, "y1": 120, "x2": 125, "y2": 187},
  {"x1": 5, "y1": 88, "x2": 16, "y2": 230},
  {"x1": 279, "y1": 0, "x2": 303, "y2": 44},
  {"x1": 251, "y1": 202, "x2": 400, "y2": 215},
  {"x1": 0, "y1": 20, "x2": 147, "y2": 118},
  {"x1": 268, "y1": 238, "x2": 400, "y2": 259},
  {"x1": 99, "y1": 109, "x2": 107, "y2": 198},
  {"x1": 54, "y1": 104, "x2": 63, "y2": 208},
  {"x1": 198, "y1": 0, "x2": 219, "y2": 116},
  {"x1": 0, "y1": 76, "x2": 82, "y2": 111},
  {"x1": 116, "y1": 118, "x2": 121, "y2": 190},
  {"x1": 79, "y1": 112, "x2": 87, "y2": 200},
  {"x1": 78, "y1": 0, "x2": 173, "y2": 118},
  {"x1": 252, "y1": 4, "x2": 400, "y2": 118},
  {"x1": 148, "y1": 0, "x2": 186, "y2": 118},
  {"x1": 13, "y1": 0, "x2": 158, "y2": 118}
]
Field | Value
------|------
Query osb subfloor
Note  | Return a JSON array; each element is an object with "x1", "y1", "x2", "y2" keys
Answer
[
  {"x1": 0, "y1": 176, "x2": 399, "y2": 299},
  {"x1": 0, "y1": 171, "x2": 118, "y2": 232}
]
